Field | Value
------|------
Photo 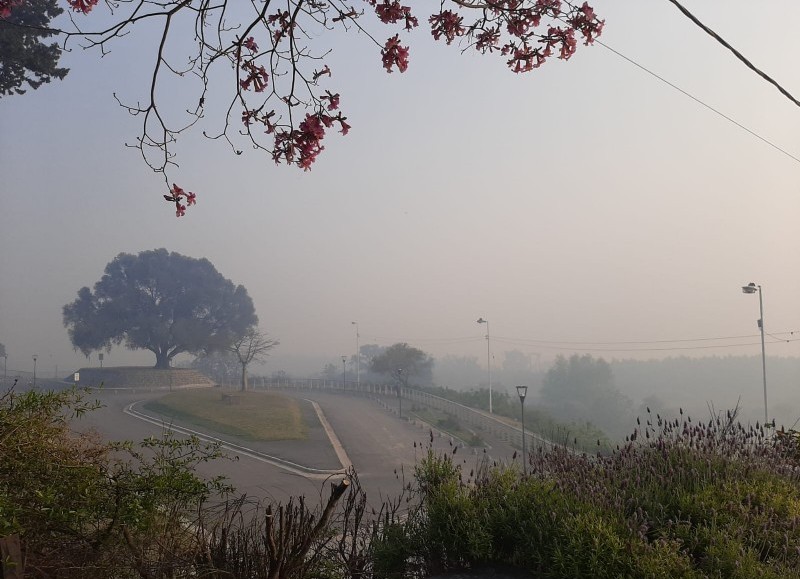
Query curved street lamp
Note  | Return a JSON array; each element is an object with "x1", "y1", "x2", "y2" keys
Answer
[
  {"x1": 351, "y1": 321, "x2": 360, "y2": 390},
  {"x1": 516, "y1": 385, "x2": 528, "y2": 475},
  {"x1": 742, "y1": 282, "x2": 768, "y2": 424},
  {"x1": 477, "y1": 317, "x2": 492, "y2": 413},
  {"x1": 396, "y1": 368, "x2": 405, "y2": 418}
]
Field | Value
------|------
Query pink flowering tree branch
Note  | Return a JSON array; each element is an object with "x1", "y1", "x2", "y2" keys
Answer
[{"x1": 1, "y1": 0, "x2": 603, "y2": 216}]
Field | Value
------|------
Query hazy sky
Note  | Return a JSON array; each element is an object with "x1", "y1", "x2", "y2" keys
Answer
[{"x1": 1, "y1": 0, "x2": 799, "y2": 379}]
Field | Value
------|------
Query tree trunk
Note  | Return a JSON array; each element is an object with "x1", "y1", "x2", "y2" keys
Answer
[
  {"x1": 154, "y1": 350, "x2": 171, "y2": 369},
  {"x1": 240, "y1": 363, "x2": 248, "y2": 392}
]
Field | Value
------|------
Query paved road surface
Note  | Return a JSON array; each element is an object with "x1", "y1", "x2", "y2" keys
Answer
[{"x1": 74, "y1": 388, "x2": 518, "y2": 506}]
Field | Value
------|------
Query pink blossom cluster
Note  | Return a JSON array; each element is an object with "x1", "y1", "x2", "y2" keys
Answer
[
  {"x1": 374, "y1": 0, "x2": 418, "y2": 30},
  {"x1": 271, "y1": 112, "x2": 350, "y2": 170},
  {"x1": 4, "y1": 0, "x2": 602, "y2": 217},
  {"x1": 381, "y1": 34, "x2": 410, "y2": 73},
  {"x1": 237, "y1": 37, "x2": 269, "y2": 92},
  {"x1": 66, "y1": 0, "x2": 98, "y2": 14},
  {"x1": 163, "y1": 183, "x2": 196, "y2": 217},
  {"x1": 268, "y1": 10, "x2": 294, "y2": 43},
  {"x1": 568, "y1": 2, "x2": 604, "y2": 44},
  {"x1": 420, "y1": 0, "x2": 604, "y2": 74},
  {"x1": 429, "y1": 10, "x2": 465, "y2": 45}
]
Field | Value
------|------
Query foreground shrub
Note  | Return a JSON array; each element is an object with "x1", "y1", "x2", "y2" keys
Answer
[
  {"x1": 0, "y1": 385, "x2": 229, "y2": 577},
  {"x1": 4, "y1": 383, "x2": 799, "y2": 578},
  {"x1": 405, "y1": 408, "x2": 800, "y2": 578}
]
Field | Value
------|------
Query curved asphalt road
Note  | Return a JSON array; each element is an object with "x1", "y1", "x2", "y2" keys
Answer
[{"x1": 74, "y1": 388, "x2": 514, "y2": 506}]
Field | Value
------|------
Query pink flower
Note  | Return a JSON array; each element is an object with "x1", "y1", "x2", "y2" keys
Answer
[
  {"x1": 382, "y1": 35, "x2": 409, "y2": 73},
  {"x1": 475, "y1": 28, "x2": 501, "y2": 53},
  {"x1": 165, "y1": 183, "x2": 195, "y2": 216},
  {"x1": 322, "y1": 91, "x2": 340, "y2": 111},
  {"x1": 240, "y1": 62, "x2": 269, "y2": 92},
  {"x1": 244, "y1": 36, "x2": 258, "y2": 52},
  {"x1": 375, "y1": 1, "x2": 418, "y2": 30},
  {"x1": 313, "y1": 65, "x2": 332, "y2": 82},
  {"x1": 67, "y1": 0, "x2": 99, "y2": 14},
  {"x1": 429, "y1": 11, "x2": 465, "y2": 45},
  {"x1": 284, "y1": 113, "x2": 327, "y2": 170}
]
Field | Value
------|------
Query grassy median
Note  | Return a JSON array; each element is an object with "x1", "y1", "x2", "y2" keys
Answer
[{"x1": 144, "y1": 388, "x2": 307, "y2": 441}]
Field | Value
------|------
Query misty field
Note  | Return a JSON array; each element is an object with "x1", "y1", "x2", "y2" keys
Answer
[{"x1": 144, "y1": 388, "x2": 307, "y2": 441}]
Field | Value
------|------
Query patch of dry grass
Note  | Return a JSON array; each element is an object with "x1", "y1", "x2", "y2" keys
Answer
[{"x1": 144, "y1": 388, "x2": 307, "y2": 441}]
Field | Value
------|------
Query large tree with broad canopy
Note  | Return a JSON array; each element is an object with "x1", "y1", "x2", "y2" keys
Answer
[
  {"x1": 369, "y1": 342, "x2": 434, "y2": 386},
  {"x1": 63, "y1": 249, "x2": 257, "y2": 368}
]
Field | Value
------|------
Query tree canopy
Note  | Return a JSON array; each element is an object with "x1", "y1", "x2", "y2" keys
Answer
[
  {"x1": 369, "y1": 342, "x2": 433, "y2": 386},
  {"x1": 229, "y1": 328, "x2": 279, "y2": 391},
  {"x1": 63, "y1": 249, "x2": 257, "y2": 368},
  {"x1": 541, "y1": 354, "x2": 633, "y2": 439},
  {"x1": 0, "y1": 0, "x2": 68, "y2": 96}
]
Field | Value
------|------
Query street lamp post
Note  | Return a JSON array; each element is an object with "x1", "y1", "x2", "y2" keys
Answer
[
  {"x1": 32, "y1": 354, "x2": 38, "y2": 388},
  {"x1": 3, "y1": 355, "x2": 6, "y2": 382},
  {"x1": 477, "y1": 317, "x2": 492, "y2": 413},
  {"x1": 396, "y1": 368, "x2": 404, "y2": 418},
  {"x1": 516, "y1": 385, "x2": 528, "y2": 475},
  {"x1": 341, "y1": 356, "x2": 347, "y2": 389},
  {"x1": 351, "y1": 321, "x2": 360, "y2": 390},
  {"x1": 742, "y1": 282, "x2": 769, "y2": 424}
]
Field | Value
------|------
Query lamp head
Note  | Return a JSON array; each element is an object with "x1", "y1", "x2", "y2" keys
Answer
[
  {"x1": 476, "y1": 317, "x2": 487, "y2": 324},
  {"x1": 742, "y1": 282, "x2": 758, "y2": 294},
  {"x1": 341, "y1": 356, "x2": 347, "y2": 363},
  {"x1": 516, "y1": 385, "x2": 528, "y2": 400}
]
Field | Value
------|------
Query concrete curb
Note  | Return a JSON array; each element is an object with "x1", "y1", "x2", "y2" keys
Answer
[{"x1": 124, "y1": 400, "x2": 347, "y2": 480}]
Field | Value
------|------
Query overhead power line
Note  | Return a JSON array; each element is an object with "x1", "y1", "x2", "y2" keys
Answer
[
  {"x1": 492, "y1": 336, "x2": 800, "y2": 353},
  {"x1": 665, "y1": 0, "x2": 800, "y2": 109},
  {"x1": 494, "y1": 332, "x2": 770, "y2": 346},
  {"x1": 595, "y1": 40, "x2": 800, "y2": 166},
  {"x1": 358, "y1": 330, "x2": 799, "y2": 353}
]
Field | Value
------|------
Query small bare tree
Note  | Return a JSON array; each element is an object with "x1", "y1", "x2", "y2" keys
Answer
[{"x1": 229, "y1": 328, "x2": 279, "y2": 392}]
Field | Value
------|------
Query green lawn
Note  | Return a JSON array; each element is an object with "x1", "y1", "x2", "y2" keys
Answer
[{"x1": 144, "y1": 388, "x2": 307, "y2": 441}]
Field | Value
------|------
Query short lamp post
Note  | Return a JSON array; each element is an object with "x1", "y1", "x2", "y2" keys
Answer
[
  {"x1": 516, "y1": 385, "x2": 528, "y2": 475},
  {"x1": 341, "y1": 356, "x2": 347, "y2": 389},
  {"x1": 742, "y1": 282, "x2": 768, "y2": 424},
  {"x1": 32, "y1": 354, "x2": 38, "y2": 388}
]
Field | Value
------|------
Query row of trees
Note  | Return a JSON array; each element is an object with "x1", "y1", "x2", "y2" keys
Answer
[
  {"x1": 322, "y1": 347, "x2": 637, "y2": 440},
  {"x1": 62, "y1": 249, "x2": 278, "y2": 390},
  {"x1": 323, "y1": 342, "x2": 435, "y2": 387}
]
